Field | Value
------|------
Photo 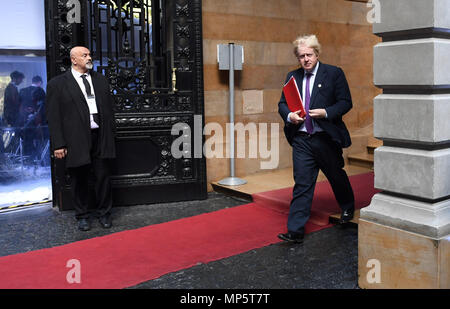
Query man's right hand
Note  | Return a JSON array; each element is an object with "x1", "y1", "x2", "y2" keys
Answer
[
  {"x1": 54, "y1": 148, "x2": 67, "y2": 159},
  {"x1": 288, "y1": 110, "x2": 305, "y2": 125}
]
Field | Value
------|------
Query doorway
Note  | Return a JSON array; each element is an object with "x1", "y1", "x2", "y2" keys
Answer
[
  {"x1": 0, "y1": 1, "x2": 51, "y2": 211},
  {"x1": 45, "y1": 0, "x2": 207, "y2": 211}
]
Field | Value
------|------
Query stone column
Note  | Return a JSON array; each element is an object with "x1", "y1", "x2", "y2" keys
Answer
[{"x1": 358, "y1": 0, "x2": 450, "y2": 289}]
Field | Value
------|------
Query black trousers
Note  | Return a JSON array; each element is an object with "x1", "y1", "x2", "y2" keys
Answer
[
  {"x1": 288, "y1": 131, "x2": 355, "y2": 234},
  {"x1": 67, "y1": 129, "x2": 112, "y2": 220}
]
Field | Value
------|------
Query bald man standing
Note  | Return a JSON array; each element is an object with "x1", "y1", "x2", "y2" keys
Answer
[{"x1": 46, "y1": 46, "x2": 116, "y2": 231}]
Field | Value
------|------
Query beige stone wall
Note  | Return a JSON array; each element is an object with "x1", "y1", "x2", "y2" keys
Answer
[{"x1": 202, "y1": 0, "x2": 381, "y2": 189}]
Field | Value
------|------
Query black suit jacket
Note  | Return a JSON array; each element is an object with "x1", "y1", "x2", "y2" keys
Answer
[
  {"x1": 278, "y1": 62, "x2": 352, "y2": 148},
  {"x1": 3, "y1": 83, "x2": 20, "y2": 126},
  {"x1": 19, "y1": 86, "x2": 45, "y2": 110},
  {"x1": 45, "y1": 70, "x2": 116, "y2": 168}
]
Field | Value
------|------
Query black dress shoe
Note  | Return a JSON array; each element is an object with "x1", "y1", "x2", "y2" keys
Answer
[
  {"x1": 339, "y1": 207, "x2": 355, "y2": 224},
  {"x1": 278, "y1": 232, "x2": 304, "y2": 244},
  {"x1": 99, "y1": 215, "x2": 112, "y2": 229},
  {"x1": 78, "y1": 218, "x2": 91, "y2": 231}
]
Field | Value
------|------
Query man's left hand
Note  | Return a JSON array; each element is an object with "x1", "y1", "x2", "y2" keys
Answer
[{"x1": 309, "y1": 109, "x2": 327, "y2": 119}]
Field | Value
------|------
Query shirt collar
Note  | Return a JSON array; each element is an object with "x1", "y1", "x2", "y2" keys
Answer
[{"x1": 71, "y1": 67, "x2": 90, "y2": 78}]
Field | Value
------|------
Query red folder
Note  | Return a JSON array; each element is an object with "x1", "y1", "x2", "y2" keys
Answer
[{"x1": 283, "y1": 76, "x2": 306, "y2": 118}]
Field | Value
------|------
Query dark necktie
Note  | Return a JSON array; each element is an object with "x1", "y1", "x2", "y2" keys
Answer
[
  {"x1": 304, "y1": 72, "x2": 313, "y2": 134},
  {"x1": 81, "y1": 74, "x2": 99, "y2": 128},
  {"x1": 81, "y1": 74, "x2": 92, "y2": 96}
]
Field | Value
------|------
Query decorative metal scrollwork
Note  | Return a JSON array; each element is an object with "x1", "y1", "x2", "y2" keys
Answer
[
  {"x1": 106, "y1": 55, "x2": 148, "y2": 95},
  {"x1": 115, "y1": 115, "x2": 192, "y2": 127},
  {"x1": 176, "y1": 25, "x2": 190, "y2": 38},
  {"x1": 175, "y1": 3, "x2": 189, "y2": 17},
  {"x1": 155, "y1": 136, "x2": 175, "y2": 177}
]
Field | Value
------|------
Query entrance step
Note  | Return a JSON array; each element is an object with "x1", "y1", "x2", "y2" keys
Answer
[
  {"x1": 347, "y1": 152, "x2": 374, "y2": 169},
  {"x1": 367, "y1": 137, "x2": 383, "y2": 155},
  {"x1": 329, "y1": 209, "x2": 361, "y2": 225},
  {"x1": 211, "y1": 165, "x2": 372, "y2": 201}
]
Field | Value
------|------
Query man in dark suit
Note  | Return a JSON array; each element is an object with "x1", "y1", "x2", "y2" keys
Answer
[
  {"x1": 19, "y1": 76, "x2": 46, "y2": 161},
  {"x1": 278, "y1": 35, "x2": 355, "y2": 244},
  {"x1": 3, "y1": 71, "x2": 24, "y2": 127},
  {"x1": 19, "y1": 75, "x2": 46, "y2": 122},
  {"x1": 45, "y1": 46, "x2": 116, "y2": 231}
]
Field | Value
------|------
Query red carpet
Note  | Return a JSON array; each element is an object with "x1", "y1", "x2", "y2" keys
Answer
[
  {"x1": 0, "y1": 203, "x2": 329, "y2": 289},
  {"x1": 0, "y1": 172, "x2": 377, "y2": 289},
  {"x1": 253, "y1": 172, "x2": 380, "y2": 226}
]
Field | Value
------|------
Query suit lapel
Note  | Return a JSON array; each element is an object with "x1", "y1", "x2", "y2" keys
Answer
[
  {"x1": 293, "y1": 68, "x2": 305, "y2": 98},
  {"x1": 64, "y1": 71, "x2": 90, "y2": 125},
  {"x1": 90, "y1": 71, "x2": 103, "y2": 115},
  {"x1": 309, "y1": 62, "x2": 327, "y2": 109}
]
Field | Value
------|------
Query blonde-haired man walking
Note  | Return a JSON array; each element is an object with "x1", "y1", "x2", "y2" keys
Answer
[{"x1": 278, "y1": 35, "x2": 355, "y2": 244}]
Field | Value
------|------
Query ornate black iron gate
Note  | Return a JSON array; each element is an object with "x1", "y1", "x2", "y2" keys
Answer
[{"x1": 45, "y1": 0, "x2": 207, "y2": 209}]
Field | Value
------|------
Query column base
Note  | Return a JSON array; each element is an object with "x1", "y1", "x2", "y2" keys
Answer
[
  {"x1": 358, "y1": 219, "x2": 450, "y2": 289},
  {"x1": 361, "y1": 193, "x2": 450, "y2": 239}
]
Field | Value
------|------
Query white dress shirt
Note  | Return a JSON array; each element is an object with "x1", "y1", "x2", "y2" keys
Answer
[
  {"x1": 287, "y1": 62, "x2": 324, "y2": 133},
  {"x1": 71, "y1": 67, "x2": 99, "y2": 129}
]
